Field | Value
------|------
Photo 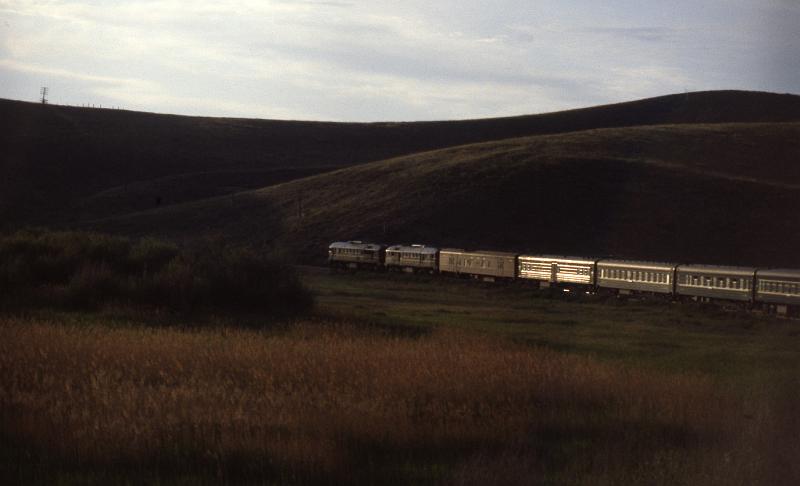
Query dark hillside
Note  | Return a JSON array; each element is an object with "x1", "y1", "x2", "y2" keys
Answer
[
  {"x1": 85, "y1": 122, "x2": 800, "y2": 267},
  {"x1": 3, "y1": 90, "x2": 800, "y2": 226}
]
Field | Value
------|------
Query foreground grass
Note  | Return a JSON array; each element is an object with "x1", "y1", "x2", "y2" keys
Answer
[{"x1": 1, "y1": 315, "x2": 798, "y2": 485}]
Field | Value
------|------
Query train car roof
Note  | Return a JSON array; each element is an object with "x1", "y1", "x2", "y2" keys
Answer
[
  {"x1": 676, "y1": 264, "x2": 757, "y2": 275},
  {"x1": 757, "y1": 268, "x2": 800, "y2": 279},
  {"x1": 386, "y1": 244, "x2": 439, "y2": 255},
  {"x1": 596, "y1": 259, "x2": 678, "y2": 271},
  {"x1": 439, "y1": 248, "x2": 518, "y2": 258},
  {"x1": 329, "y1": 241, "x2": 385, "y2": 251}
]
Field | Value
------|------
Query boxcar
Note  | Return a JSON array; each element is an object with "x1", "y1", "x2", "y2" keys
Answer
[
  {"x1": 385, "y1": 244, "x2": 439, "y2": 273},
  {"x1": 438, "y1": 249, "x2": 517, "y2": 280},
  {"x1": 755, "y1": 268, "x2": 800, "y2": 315},
  {"x1": 328, "y1": 241, "x2": 386, "y2": 269},
  {"x1": 596, "y1": 260, "x2": 677, "y2": 295},
  {"x1": 675, "y1": 264, "x2": 756, "y2": 302},
  {"x1": 517, "y1": 255, "x2": 597, "y2": 287}
]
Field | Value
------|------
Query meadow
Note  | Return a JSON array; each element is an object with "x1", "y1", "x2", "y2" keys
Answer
[{"x1": 1, "y1": 267, "x2": 799, "y2": 484}]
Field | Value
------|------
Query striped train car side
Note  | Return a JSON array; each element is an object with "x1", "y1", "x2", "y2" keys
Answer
[{"x1": 517, "y1": 255, "x2": 597, "y2": 288}]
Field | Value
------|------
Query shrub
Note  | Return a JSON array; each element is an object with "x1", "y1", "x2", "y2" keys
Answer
[{"x1": 0, "y1": 229, "x2": 312, "y2": 316}]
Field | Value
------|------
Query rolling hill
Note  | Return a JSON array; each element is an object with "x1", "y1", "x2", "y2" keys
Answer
[
  {"x1": 3, "y1": 90, "x2": 800, "y2": 227},
  {"x1": 84, "y1": 121, "x2": 800, "y2": 267}
]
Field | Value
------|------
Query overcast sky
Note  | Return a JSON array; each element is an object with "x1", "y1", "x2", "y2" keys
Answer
[{"x1": 1, "y1": 0, "x2": 798, "y2": 121}]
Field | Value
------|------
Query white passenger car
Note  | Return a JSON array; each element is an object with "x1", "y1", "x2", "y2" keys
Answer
[
  {"x1": 596, "y1": 260, "x2": 677, "y2": 295},
  {"x1": 755, "y1": 268, "x2": 800, "y2": 315},
  {"x1": 675, "y1": 264, "x2": 756, "y2": 302}
]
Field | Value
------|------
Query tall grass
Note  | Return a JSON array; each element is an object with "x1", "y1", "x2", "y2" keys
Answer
[
  {"x1": 1, "y1": 318, "x2": 792, "y2": 485},
  {"x1": 0, "y1": 229, "x2": 312, "y2": 315}
]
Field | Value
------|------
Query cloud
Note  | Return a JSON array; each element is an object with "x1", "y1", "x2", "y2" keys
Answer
[
  {"x1": 586, "y1": 26, "x2": 679, "y2": 43},
  {"x1": 0, "y1": 1, "x2": 798, "y2": 120},
  {"x1": 0, "y1": 58, "x2": 159, "y2": 92}
]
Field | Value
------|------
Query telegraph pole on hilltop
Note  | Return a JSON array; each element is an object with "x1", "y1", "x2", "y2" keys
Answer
[{"x1": 40, "y1": 87, "x2": 49, "y2": 104}]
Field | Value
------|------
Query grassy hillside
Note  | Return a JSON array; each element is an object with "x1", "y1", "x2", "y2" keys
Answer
[
  {"x1": 3, "y1": 90, "x2": 800, "y2": 226},
  {"x1": 86, "y1": 121, "x2": 800, "y2": 267}
]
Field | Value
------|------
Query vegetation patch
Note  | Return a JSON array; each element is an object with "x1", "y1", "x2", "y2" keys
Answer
[{"x1": 0, "y1": 229, "x2": 312, "y2": 316}]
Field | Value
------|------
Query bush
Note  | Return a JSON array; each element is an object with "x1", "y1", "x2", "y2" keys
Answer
[{"x1": 0, "y1": 229, "x2": 312, "y2": 316}]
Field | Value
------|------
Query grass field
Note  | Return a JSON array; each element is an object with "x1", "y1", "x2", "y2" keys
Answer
[
  {"x1": 2, "y1": 268, "x2": 799, "y2": 484},
  {"x1": 308, "y1": 269, "x2": 800, "y2": 380}
]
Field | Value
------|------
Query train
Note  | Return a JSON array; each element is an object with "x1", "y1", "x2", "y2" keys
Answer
[{"x1": 328, "y1": 241, "x2": 800, "y2": 316}]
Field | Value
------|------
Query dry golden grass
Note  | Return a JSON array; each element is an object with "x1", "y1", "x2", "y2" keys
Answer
[{"x1": 0, "y1": 317, "x2": 794, "y2": 485}]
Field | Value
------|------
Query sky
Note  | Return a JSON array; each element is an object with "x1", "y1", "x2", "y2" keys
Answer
[{"x1": 1, "y1": 0, "x2": 799, "y2": 121}]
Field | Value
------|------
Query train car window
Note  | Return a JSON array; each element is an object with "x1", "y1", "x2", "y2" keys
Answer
[{"x1": 717, "y1": 277, "x2": 726, "y2": 288}]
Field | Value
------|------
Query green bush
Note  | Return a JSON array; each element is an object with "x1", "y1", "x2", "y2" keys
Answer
[{"x1": 0, "y1": 229, "x2": 312, "y2": 316}]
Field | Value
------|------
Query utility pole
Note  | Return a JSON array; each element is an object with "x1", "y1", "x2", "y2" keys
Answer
[{"x1": 40, "y1": 87, "x2": 48, "y2": 104}]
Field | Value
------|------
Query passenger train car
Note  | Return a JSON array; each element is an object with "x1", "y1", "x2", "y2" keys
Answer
[
  {"x1": 439, "y1": 249, "x2": 517, "y2": 280},
  {"x1": 385, "y1": 244, "x2": 438, "y2": 273},
  {"x1": 328, "y1": 241, "x2": 800, "y2": 316}
]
